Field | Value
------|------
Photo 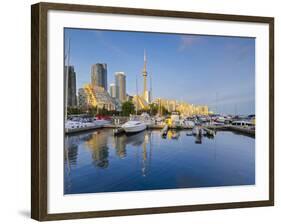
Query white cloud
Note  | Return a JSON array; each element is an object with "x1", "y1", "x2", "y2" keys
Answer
[{"x1": 178, "y1": 35, "x2": 201, "y2": 51}]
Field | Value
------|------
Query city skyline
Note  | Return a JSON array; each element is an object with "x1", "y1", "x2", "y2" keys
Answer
[{"x1": 64, "y1": 28, "x2": 255, "y2": 114}]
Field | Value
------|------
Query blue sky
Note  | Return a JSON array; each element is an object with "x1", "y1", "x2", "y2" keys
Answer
[{"x1": 64, "y1": 28, "x2": 255, "y2": 115}]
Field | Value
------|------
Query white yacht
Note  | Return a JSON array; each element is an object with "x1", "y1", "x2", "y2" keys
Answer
[
  {"x1": 140, "y1": 112, "x2": 153, "y2": 126},
  {"x1": 121, "y1": 120, "x2": 147, "y2": 133}
]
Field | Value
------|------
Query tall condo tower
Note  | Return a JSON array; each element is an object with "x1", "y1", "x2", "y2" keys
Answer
[
  {"x1": 115, "y1": 72, "x2": 126, "y2": 102},
  {"x1": 65, "y1": 65, "x2": 77, "y2": 107},
  {"x1": 91, "y1": 63, "x2": 107, "y2": 90},
  {"x1": 109, "y1": 83, "x2": 117, "y2": 98}
]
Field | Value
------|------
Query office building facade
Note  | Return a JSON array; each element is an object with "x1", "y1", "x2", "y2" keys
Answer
[
  {"x1": 65, "y1": 65, "x2": 77, "y2": 107},
  {"x1": 91, "y1": 63, "x2": 107, "y2": 90},
  {"x1": 109, "y1": 83, "x2": 117, "y2": 98},
  {"x1": 115, "y1": 72, "x2": 126, "y2": 102}
]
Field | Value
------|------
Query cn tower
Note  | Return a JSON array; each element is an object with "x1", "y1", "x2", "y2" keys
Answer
[{"x1": 142, "y1": 49, "x2": 148, "y2": 98}]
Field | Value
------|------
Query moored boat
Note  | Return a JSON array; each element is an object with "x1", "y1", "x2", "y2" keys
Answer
[{"x1": 121, "y1": 120, "x2": 147, "y2": 133}]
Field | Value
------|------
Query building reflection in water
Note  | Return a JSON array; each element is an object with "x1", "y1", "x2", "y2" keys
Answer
[
  {"x1": 113, "y1": 131, "x2": 152, "y2": 176},
  {"x1": 64, "y1": 130, "x2": 255, "y2": 193},
  {"x1": 64, "y1": 135, "x2": 79, "y2": 175},
  {"x1": 114, "y1": 134, "x2": 127, "y2": 158},
  {"x1": 64, "y1": 133, "x2": 93, "y2": 172},
  {"x1": 64, "y1": 134, "x2": 86, "y2": 191},
  {"x1": 84, "y1": 131, "x2": 109, "y2": 168},
  {"x1": 65, "y1": 130, "x2": 153, "y2": 177}
]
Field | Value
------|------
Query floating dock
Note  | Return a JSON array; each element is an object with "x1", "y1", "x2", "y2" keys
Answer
[{"x1": 202, "y1": 127, "x2": 215, "y2": 137}]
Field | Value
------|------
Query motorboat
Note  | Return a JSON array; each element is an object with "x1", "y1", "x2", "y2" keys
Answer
[
  {"x1": 121, "y1": 120, "x2": 147, "y2": 133},
  {"x1": 216, "y1": 116, "x2": 226, "y2": 123},
  {"x1": 232, "y1": 120, "x2": 254, "y2": 127},
  {"x1": 140, "y1": 112, "x2": 153, "y2": 126}
]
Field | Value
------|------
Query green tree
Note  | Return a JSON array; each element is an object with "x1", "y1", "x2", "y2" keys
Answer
[
  {"x1": 162, "y1": 107, "x2": 170, "y2": 116},
  {"x1": 122, "y1": 101, "x2": 135, "y2": 116},
  {"x1": 149, "y1": 103, "x2": 159, "y2": 116},
  {"x1": 88, "y1": 106, "x2": 97, "y2": 116},
  {"x1": 67, "y1": 107, "x2": 82, "y2": 115},
  {"x1": 98, "y1": 106, "x2": 109, "y2": 116}
]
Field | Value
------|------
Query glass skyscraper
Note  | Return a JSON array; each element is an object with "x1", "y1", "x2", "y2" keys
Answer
[
  {"x1": 65, "y1": 65, "x2": 77, "y2": 107},
  {"x1": 91, "y1": 63, "x2": 107, "y2": 90}
]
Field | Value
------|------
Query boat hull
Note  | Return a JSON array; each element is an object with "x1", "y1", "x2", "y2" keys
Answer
[{"x1": 122, "y1": 124, "x2": 146, "y2": 133}]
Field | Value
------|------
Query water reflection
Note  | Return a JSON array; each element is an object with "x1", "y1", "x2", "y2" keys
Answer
[
  {"x1": 64, "y1": 132, "x2": 95, "y2": 170},
  {"x1": 85, "y1": 131, "x2": 109, "y2": 168},
  {"x1": 113, "y1": 131, "x2": 146, "y2": 158},
  {"x1": 64, "y1": 130, "x2": 255, "y2": 194},
  {"x1": 64, "y1": 130, "x2": 150, "y2": 170},
  {"x1": 64, "y1": 135, "x2": 78, "y2": 174},
  {"x1": 195, "y1": 135, "x2": 202, "y2": 144},
  {"x1": 114, "y1": 134, "x2": 127, "y2": 158}
]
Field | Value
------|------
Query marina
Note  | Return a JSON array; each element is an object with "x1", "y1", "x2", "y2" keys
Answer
[
  {"x1": 63, "y1": 28, "x2": 256, "y2": 195},
  {"x1": 64, "y1": 113, "x2": 255, "y2": 194},
  {"x1": 65, "y1": 114, "x2": 255, "y2": 137}
]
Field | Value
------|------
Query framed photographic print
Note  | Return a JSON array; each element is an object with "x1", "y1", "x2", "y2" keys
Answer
[{"x1": 31, "y1": 2, "x2": 274, "y2": 221}]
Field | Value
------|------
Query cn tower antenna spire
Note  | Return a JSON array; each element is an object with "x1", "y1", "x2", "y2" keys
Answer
[
  {"x1": 143, "y1": 49, "x2": 147, "y2": 72},
  {"x1": 142, "y1": 49, "x2": 148, "y2": 99}
]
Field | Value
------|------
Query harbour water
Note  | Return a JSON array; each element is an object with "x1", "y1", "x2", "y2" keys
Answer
[{"x1": 64, "y1": 129, "x2": 255, "y2": 194}]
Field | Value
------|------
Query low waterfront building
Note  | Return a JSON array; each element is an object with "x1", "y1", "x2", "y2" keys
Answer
[
  {"x1": 133, "y1": 95, "x2": 149, "y2": 111},
  {"x1": 154, "y1": 98, "x2": 209, "y2": 116},
  {"x1": 155, "y1": 98, "x2": 177, "y2": 112},
  {"x1": 177, "y1": 103, "x2": 209, "y2": 116},
  {"x1": 80, "y1": 84, "x2": 116, "y2": 111}
]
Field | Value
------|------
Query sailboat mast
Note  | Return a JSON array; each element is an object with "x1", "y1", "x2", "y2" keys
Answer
[
  {"x1": 136, "y1": 74, "x2": 138, "y2": 115},
  {"x1": 150, "y1": 72, "x2": 152, "y2": 102},
  {"x1": 65, "y1": 38, "x2": 70, "y2": 123}
]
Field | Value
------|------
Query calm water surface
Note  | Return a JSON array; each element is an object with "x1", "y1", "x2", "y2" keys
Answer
[{"x1": 64, "y1": 129, "x2": 255, "y2": 194}]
